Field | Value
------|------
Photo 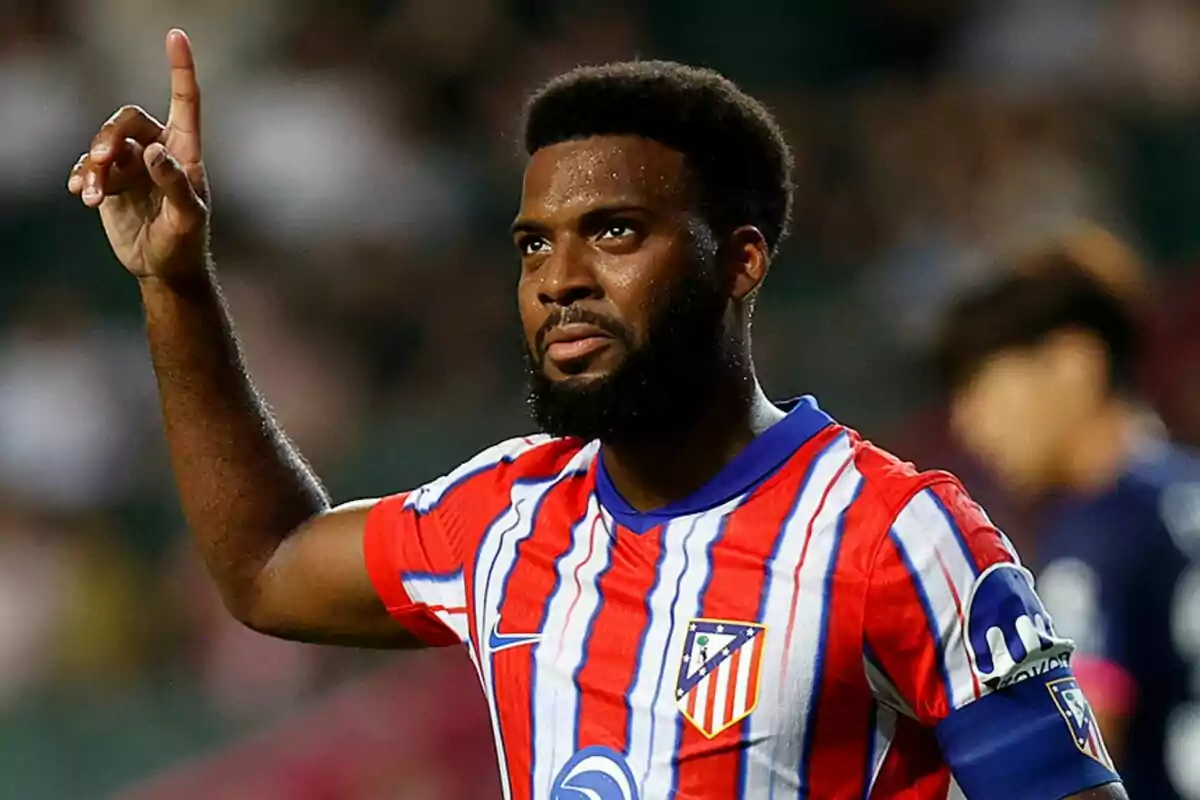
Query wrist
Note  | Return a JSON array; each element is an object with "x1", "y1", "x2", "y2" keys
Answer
[{"x1": 137, "y1": 255, "x2": 216, "y2": 299}]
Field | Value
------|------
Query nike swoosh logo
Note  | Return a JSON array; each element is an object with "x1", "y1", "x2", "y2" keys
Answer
[{"x1": 487, "y1": 618, "x2": 542, "y2": 653}]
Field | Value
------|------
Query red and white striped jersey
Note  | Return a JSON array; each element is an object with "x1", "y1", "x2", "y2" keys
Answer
[{"x1": 364, "y1": 398, "x2": 1121, "y2": 799}]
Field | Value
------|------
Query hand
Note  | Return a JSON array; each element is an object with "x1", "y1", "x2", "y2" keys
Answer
[{"x1": 68, "y1": 29, "x2": 209, "y2": 283}]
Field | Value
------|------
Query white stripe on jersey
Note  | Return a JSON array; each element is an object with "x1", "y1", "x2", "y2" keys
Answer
[
  {"x1": 624, "y1": 496, "x2": 744, "y2": 796},
  {"x1": 733, "y1": 633, "x2": 756, "y2": 720},
  {"x1": 403, "y1": 572, "x2": 469, "y2": 640},
  {"x1": 709, "y1": 652, "x2": 731, "y2": 730},
  {"x1": 530, "y1": 497, "x2": 611, "y2": 797},
  {"x1": 890, "y1": 488, "x2": 982, "y2": 710},
  {"x1": 406, "y1": 435, "x2": 554, "y2": 513},
  {"x1": 741, "y1": 433, "x2": 855, "y2": 797},
  {"x1": 472, "y1": 443, "x2": 597, "y2": 800},
  {"x1": 643, "y1": 501, "x2": 744, "y2": 800},
  {"x1": 865, "y1": 703, "x2": 897, "y2": 796},
  {"x1": 692, "y1": 668, "x2": 712, "y2": 728},
  {"x1": 623, "y1": 514, "x2": 699, "y2": 787}
]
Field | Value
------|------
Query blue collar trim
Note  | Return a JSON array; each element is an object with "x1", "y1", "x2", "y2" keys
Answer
[{"x1": 596, "y1": 396, "x2": 834, "y2": 533}]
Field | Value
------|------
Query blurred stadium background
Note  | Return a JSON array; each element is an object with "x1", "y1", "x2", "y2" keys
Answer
[{"x1": 1, "y1": 0, "x2": 1198, "y2": 797}]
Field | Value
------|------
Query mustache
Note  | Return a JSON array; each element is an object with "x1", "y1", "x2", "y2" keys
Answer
[{"x1": 534, "y1": 307, "x2": 631, "y2": 357}]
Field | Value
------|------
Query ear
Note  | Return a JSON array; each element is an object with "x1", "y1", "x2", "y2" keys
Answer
[{"x1": 721, "y1": 225, "x2": 770, "y2": 302}]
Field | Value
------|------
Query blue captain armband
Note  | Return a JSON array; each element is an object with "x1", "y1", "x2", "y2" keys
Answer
[{"x1": 935, "y1": 667, "x2": 1122, "y2": 800}]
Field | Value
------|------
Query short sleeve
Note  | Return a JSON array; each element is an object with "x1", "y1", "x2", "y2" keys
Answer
[
  {"x1": 864, "y1": 481, "x2": 1122, "y2": 799},
  {"x1": 363, "y1": 436, "x2": 553, "y2": 647},
  {"x1": 364, "y1": 492, "x2": 467, "y2": 646}
]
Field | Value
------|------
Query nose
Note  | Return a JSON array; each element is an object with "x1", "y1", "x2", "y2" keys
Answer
[{"x1": 536, "y1": 239, "x2": 601, "y2": 307}]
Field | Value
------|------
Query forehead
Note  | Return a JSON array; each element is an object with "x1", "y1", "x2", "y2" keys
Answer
[
  {"x1": 961, "y1": 348, "x2": 1043, "y2": 394},
  {"x1": 520, "y1": 135, "x2": 693, "y2": 219}
]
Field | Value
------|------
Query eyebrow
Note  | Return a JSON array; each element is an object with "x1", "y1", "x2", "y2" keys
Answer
[{"x1": 510, "y1": 202, "x2": 655, "y2": 237}]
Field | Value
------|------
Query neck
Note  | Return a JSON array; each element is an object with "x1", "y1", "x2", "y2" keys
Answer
[
  {"x1": 600, "y1": 376, "x2": 784, "y2": 512},
  {"x1": 1056, "y1": 398, "x2": 1141, "y2": 494}
]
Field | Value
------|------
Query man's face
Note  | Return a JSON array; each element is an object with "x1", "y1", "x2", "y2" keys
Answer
[
  {"x1": 951, "y1": 335, "x2": 1102, "y2": 492},
  {"x1": 513, "y1": 135, "x2": 731, "y2": 442}
]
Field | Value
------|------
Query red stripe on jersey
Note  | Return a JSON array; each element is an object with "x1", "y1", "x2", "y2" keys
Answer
[
  {"x1": 744, "y1": 632, "x2": 763, "y2": 710},
  {"x1": 866, "y1": 533, "x2": 952, "y2": 724},
  {"x1": 425, "y1": 604, "x2": 468, "y2": 615},
  {"x1": 803, "y1": 484, "x2": 892, "y2": 798},
  {"x1": 491, "y1": 472, "x2": 593, "y2": 800},
  {"x1": 704, "y1": 671, "x2": 718, "y2": 732},
  {"x1": 460, "y1": 441, "x2": 586, "y2": 654},
  {"x1": 364, "y1": 492, "x2": 468, "y2": 648},
  {"x1": 364, "y1": 446, "x2": 554, "y2": 649},
  {"x1": 363, "y1": 494, "x2": 420, "y2": 610},
  {"x1": 723, "y1": 648, "x2": 741, "y2": 723},
  {"x1": 675, "y1": 427, "x2": 841, "y2": 798},
  {"x1": 868, "y1": 714, "x2": 951, "y2": 799},
  {"x1": 575, "y1": 523, "x2": 666, "y2": 752}
]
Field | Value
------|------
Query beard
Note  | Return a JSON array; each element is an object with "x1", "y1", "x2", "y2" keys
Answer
[{"x1": 524, "y1": 269, "x2": 738, "y2": 444}]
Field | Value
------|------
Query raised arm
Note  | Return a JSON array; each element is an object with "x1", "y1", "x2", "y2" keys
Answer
[{"x1": 68, "y1": 30, "x2": 414, "y2": 648}]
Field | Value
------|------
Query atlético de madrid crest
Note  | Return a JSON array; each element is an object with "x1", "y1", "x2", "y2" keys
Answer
[
  {"x1": 1047, "y1": 676, "x2": 1115, "y2": 769},
  {"x1": 675, "y1": 618, "x2": 766, "y2": 738}
]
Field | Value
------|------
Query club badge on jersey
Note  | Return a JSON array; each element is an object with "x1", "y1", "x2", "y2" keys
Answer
[
  {"x1": 1047, "y1": 676, "x2": 1116, "y2": 770},
  {"x1": 675, "y1": 618, "x2": 766, "y2": 738}
]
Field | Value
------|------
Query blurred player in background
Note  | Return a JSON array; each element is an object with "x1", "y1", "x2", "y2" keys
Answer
[
  {"x1": 936, "y1": 232, "x2": 1200, "y2": 800},
  {"x1": 67, "y1": 30, "x2": 1126, "y2": 799}
]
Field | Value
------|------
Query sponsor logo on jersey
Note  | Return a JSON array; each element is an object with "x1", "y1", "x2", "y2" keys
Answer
[
  {"x1": 1047, "y1": 676, "x2": 1115, "y2": 769},
  {"x1": 675, "y1": 618, "x2": 766, "y2": 738},
  {"x1": 551, "y1": 746, "x2": 639, "y2": 800},
  {"x1": 965, "y1": 563, "x2": 1075, "y2": 689}
]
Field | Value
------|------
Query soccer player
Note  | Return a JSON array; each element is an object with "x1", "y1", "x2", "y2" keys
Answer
[
  {"x1": 936, "y1": 242, "x2": 1199, "y2": 800},
  {"x1": 69, "y1": 29, "x2": 1126, "y2": 800}
]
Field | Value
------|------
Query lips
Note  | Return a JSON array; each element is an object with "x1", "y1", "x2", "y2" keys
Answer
[{"x1": 542, "y1": 323, "x2": 615, "y2": 364}]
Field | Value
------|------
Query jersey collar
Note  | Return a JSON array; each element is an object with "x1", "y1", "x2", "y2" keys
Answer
[{"x1": 595, "y1": 395, "x2": 835, "y2": 533}]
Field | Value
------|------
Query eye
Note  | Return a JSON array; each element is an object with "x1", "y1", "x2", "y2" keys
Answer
[
  {"x1": 598, "y1": 222, "x2": 635, "y2": 241},
  {"x1": 518, "y1": 235, "x2": 550, "y2": 257}
]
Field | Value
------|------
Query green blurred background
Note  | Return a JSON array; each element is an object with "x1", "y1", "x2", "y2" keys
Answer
[{"x1": 0, "y1": 0, "x2": 1197, "y2": 797}]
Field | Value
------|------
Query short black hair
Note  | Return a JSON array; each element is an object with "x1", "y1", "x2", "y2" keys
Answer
[
  {"x1": 934, "y1": 251, "x2": 1142, "y2": 394},
  {"x1": 523, "y1": 61, "x2": 794, "y2": 256}
]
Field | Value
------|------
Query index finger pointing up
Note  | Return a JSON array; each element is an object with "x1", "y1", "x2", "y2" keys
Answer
[{"x1": 165, "y1": 28, "x2": 202, "y2": 163}]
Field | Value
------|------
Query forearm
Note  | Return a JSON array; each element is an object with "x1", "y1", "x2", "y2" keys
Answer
[{"x1": 140, "y1": 263, "x2": 329, "y2": 618}]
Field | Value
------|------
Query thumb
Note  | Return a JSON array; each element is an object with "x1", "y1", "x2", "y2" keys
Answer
[{"x1": 144, "y1": 143, "x2": 204, "y2": 222}]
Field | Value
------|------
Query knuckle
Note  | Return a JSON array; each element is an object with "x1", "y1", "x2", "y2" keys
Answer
[
  {"x1": 100, "y1": 105, "x2": 147, "y2": 134},
  {"x1": 118, "y1": 103, "x2": 147, "y2": 120},
  {"x1": 103, "y1": 105, "x2": 128, "y2": 126},
  {"x1": 150, "y1": 146, "x2": 174, "y2": 169}
]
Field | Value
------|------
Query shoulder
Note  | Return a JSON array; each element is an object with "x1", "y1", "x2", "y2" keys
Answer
[
  {"x1": 405, "y1": 434, "x2": 591, "y2": 514},
  {"x1": 849, "y1": 433, "x2": 964, "y2": 514},
  {"x1": 840, "y1": 431, "x2": 1018, "y2": 569}
]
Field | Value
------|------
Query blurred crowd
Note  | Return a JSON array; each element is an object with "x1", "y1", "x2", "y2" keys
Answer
[{"x1": 0, "y1": 0, "x2": 1197, "y2": 797}]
